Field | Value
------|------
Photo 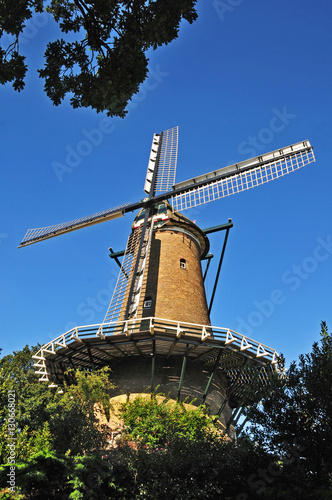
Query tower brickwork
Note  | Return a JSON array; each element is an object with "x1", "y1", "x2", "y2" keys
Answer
[{"x1": 140, "y1": 226, "x2": 210, "y2": 325}]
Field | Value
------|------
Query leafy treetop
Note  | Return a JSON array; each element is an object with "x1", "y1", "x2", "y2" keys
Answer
[{"x1": 0, "y1": 0, "x2": 198, "y2": 117}]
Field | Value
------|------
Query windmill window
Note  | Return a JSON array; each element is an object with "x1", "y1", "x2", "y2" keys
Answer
[
  {"x1": 157, "y1": 202, "x2": 167, "y2": 215},
  {"x1": 180, "y1": 259, "x2": 187, "y2": 269},
  {"x1": 143, "y1": 298, "x2": 152, "y2": 309}
]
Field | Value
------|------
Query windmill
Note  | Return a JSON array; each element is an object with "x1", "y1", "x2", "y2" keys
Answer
[{"x1": 23, "y1": 126, "x2": 315, "y2": 433}]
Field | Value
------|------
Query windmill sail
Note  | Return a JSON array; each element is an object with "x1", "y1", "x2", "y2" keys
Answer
[
  {"x1": 144, "y1": 126, "x2": 179, "y2": 196},
  {"x1": 171, "y1": 140, "x2": 314, "y2": 211},
  {"x1": 100, "y1": 215, "x2": 154, "y2": 331},
  {"x1": 18, "y1": 203, "x2": 131, "y2": 248},
  {"x1": 154, "y1": 126, "x2": 179, "y2": 193},
  {"x1": 99, "y1": 228, "x2": 142, "y2": 332}
]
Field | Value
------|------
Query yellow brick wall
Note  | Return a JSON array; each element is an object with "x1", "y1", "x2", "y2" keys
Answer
[{"x1": 141, "y1": 227, "x2": 210, "y2": 325}]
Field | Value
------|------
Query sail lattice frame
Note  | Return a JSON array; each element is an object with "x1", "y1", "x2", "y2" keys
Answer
[
  {"x1": 172, "y1": 145, "x2": 315, "y2": 211},
  {"x1": 19, "y1": 203, "x2": 130, "y2": 247},
  {"x1": 100, "y1": 227, "x2": 143, "y2": 331},
  {"x1": 154, "y1": 126, "x2": 179, "y2": 193},
  {"x1": 100, "y1": 216, "x2": 153, "y2": 331}
]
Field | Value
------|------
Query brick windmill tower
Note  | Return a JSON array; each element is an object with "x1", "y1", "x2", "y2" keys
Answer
[{"x1": 21, "y1": 127, "x2": 315, "y2": 432}]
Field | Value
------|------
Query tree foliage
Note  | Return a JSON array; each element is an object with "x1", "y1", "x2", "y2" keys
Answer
[
  {"x1": 0, "y1": 346, "x2": 113, "y2": 462},
  {"x1": 0, "y1": 0, "x2": 198, "y2": 116},
  {"x1": 244, "y1": 321, "x2": 332, "y2": 497}
]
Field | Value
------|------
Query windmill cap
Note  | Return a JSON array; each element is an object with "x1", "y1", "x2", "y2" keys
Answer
[{"x1": 133, "y1": 201, "x2": 210, "y2": 259}]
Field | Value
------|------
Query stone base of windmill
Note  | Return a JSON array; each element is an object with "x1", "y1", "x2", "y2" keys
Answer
[{"x1": 105, "y1": 357, "x2": 232, "y2": 431}]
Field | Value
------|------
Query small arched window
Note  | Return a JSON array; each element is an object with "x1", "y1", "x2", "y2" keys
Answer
[{"x1": 180, "y1": 258, "x2": 186, "y2": 269}]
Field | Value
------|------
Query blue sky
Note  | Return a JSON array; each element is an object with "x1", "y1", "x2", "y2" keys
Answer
[{"x1": 1, "y1": 0, "x2": 331, "y2": 366}]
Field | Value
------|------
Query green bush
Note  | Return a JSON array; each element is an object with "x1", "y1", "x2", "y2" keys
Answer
[
  {"x1": 119, "y1": 395, "x2": 219, "y2": 448},
  {"x1": 0, "y1": 452, "x2": 70, "y2": 500},
  {"x1": 67, "y1": 452, "x2": 136, "y2": 500}
]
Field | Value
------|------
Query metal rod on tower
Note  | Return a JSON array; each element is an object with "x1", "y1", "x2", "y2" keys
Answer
[
  {"x1": 208, "y1": 220, "x2": 232, "y2": 316},
  {"x1": 203, "y1": 254, "x2": 213, "y2": 282}
]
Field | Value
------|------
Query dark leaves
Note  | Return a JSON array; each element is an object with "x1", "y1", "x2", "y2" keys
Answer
[
  {"x1": 0, "y1": 48, "x2": 27, "y2": 90},
  {"x1": 0, "y1": 0, "x2": 198, "y2": 116},
  {"x1": 244, "y1": 322, "x2": 332, "y2": 492}
]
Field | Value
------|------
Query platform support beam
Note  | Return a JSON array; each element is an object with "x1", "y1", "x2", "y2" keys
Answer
[
  {"x1": 217, "y1": 359, "x2": 248, "y2": 416},
  {"x1": 177, "y1": 345, "x2": 189, "y2": 401},
  {"x1": 150, "y1": 339, "x2": 156, "y2": 392},
  {"x1": 200, "y1": 350, "x2": 223, "y2": 405}
]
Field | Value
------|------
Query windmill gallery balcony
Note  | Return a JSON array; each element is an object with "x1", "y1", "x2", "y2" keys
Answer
[{"x1": 32, "y1": 316, "x2": 280, "y2": 432}]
